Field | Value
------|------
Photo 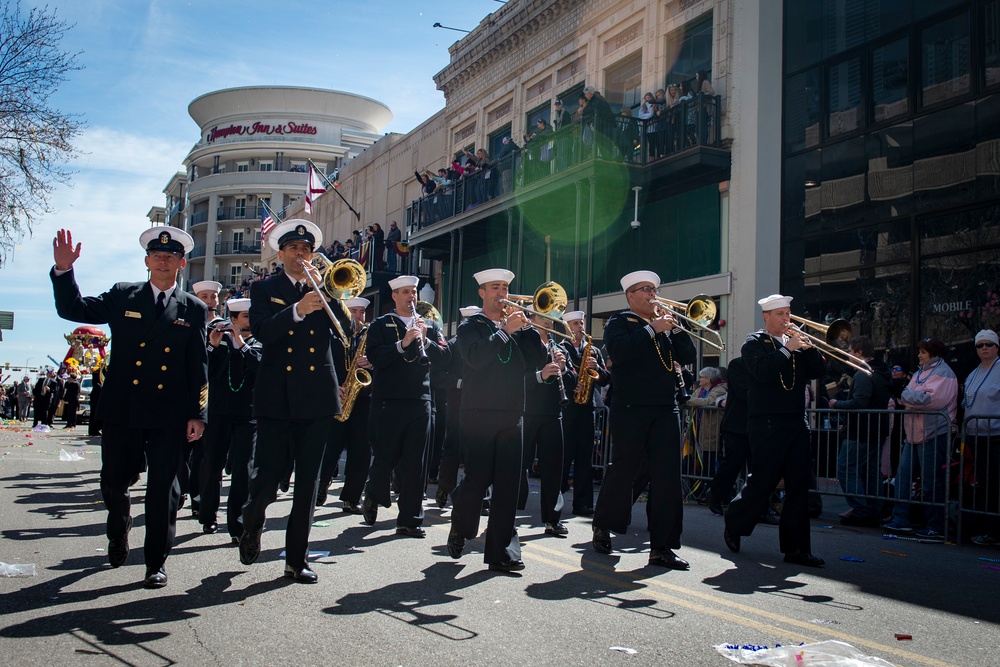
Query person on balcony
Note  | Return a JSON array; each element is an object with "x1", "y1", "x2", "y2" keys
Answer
[{"x1": 385, "y1": 221, "x2": 401, "y2": 272}]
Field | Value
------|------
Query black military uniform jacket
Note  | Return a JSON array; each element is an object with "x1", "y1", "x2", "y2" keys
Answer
[
  {"x1": 207, "y1": 333, "x2": 262, "y2": 419},
  {"x1": 51, "y1": 269, "x2": 208, "y2": 429},
  {"x1": 249, "y1": 273, "x2": 352, "y2": 420},
  {"x1": 524, "y1": 331, "x2": 575, "y2": 416},
  {"x1": 604, "y1": 310, "x2": 696, "y2": 407},
  {"x1": 720, "y1": 356, "x2": 749, "y2": 436},
  {"x1": 456, "y1": 314, "x2": 546, "y2": 413},
  {"x1": 366, "y1": 313, "x2": 450, "y2": 402},
  {"x1": 742, "y1": 330, "x2": 827, "y2": 418},
  {"x1": 562, "y1": 338, "x2": 611, "y2": 409}
]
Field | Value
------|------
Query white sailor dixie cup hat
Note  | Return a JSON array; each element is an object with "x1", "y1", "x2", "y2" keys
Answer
[
  {"x1": 474, "y1": 269, "x2": 515, "y2": 285},
  {"x1": 459, "y1": 305, "x2": 481, "y2": 318},
  {"x1": 620, "y1": 270, "x2": 660, "y2": 292},
  {"x1": 191, "y1": 280, "x2": 223, "y2": 294},
  {"x1": 226, "y1": 298, "x2": 251, "y2": 313},
  {"x1": 140, "y1": 226, "x2": 194, "y2": 256},
  {"x1": 757, "y1": 294, "x2": 793, "y2": 311},
  {"x1": 388, "y1": 275, "x2": 420, "y2": 290},
  {"x1": 268, "y1": 219, "x2": 323, "y2": 252},
  {"x1": 345, "y1": 297, "x2": 371, "y2": 309},
  {"x1": 562, "y1": 310, "x2": 585, "y2": 322}
]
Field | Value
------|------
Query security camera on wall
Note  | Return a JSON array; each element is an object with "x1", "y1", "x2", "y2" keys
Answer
[{"x1": 630, "y1": 218, "x2": 640, "y2": 230}]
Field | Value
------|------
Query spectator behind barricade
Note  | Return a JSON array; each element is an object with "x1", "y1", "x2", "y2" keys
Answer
[
  {"x1": 883, "y1": 337, "x2": 958, "y2": 541},
  {"x1": 386, "y1": 221, "x2": 402, "y2": 272},
  {"x1": 964, "y1": 330, "x2": 1000, "y2": 546},
  {"x1": 582, "y1": 86, "x2": 613, "y2": 156},
  {"x1": 497, "y1": 137, "x2": 518, "y2": 194},
  {"x1": 685, "y1": 367, "x2": 727, "y2": 482},
  {"x1": 696, "y1": 70, "x2": 715, "y2": 96},
  {"x1": 828, "y1": 336, "x2": 891, "y2": 526},
  {"x1": 344, "y1": 239, "x2": 355, "y2": 258},
  {"x1": 616, "y1": 106, "x2": 640, "y2": 163},
  {"x1": 523, "y1": 118, "x2": 553, "y2": 181},
  {"x1": 552, "y1": 99, "x2": 571, "y2": 131},
  {"x1": 371, "y1": 222, "x2": 385, "y2": 271},
  {"x1": 663, "y1": 85, "x2": 679, "y2": 107}
]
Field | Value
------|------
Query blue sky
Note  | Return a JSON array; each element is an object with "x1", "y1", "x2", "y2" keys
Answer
[{"x1": 0, "y1": 0, "x2": 498, "y2": 376}]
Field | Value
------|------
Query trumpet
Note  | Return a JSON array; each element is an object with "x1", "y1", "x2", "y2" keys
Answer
[
  {"x1": 787, "y1": 315, "x2": 873, "y2": 376},
  {"x1": 499, "y1": 281, "x2": 575, "y2": 341},
  {"x1": 300, "y1": 256, "x2": 367, "y2": 345},
  {"x1": 650, "y1": 294, "x2": 725, "y2": 350}
]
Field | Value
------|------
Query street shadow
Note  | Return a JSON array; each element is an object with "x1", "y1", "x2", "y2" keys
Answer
[
  {"x1": 525, "y1": 559, "x2": 676, "y2": 619},
  {"x1": 322, "y1": 561, "x2": 491, "y2": 641}
]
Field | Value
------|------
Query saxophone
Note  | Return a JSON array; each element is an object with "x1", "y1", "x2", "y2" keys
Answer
[
  {"x1": 335, "y1": 326, "x2": 372, "y2": 422},
  {"x1": 572, "y1": 334, "x2": 601, "y2": 405}
]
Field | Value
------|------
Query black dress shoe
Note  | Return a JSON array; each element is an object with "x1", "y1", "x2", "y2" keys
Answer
[
  {"x1": 361, "y1": 494, "x2": 378, "y2": 525},
  {"x1": 395, "y1": 526, "x2": 426, "y2": 538},
  {"x1": 178, "y1": 494, "x2": 187, "y2": 509},
  {"x1": 704, "y1": 489, "x2": 725, "y2": 515},
  {"x1": 573, "y1": 507, "x2": 595, "y2": 517},
  {"x1": 435, "y1": 489, "x2": 449, "y2": 509},
  {"x1": 239, "y1": 527, "x2": 262, "y2": 565},
  {"x1": 723, "y1": 527, "x2": 741, "y2": 553},
  {"x1": 143, "y1": 567, "x2": 167, "y2": 589},
  {"x1": 108, "y1": 516, "x2": 132, "y2": 568},
  {"x1": 447, "y1": 527, "x2": 465, "y2": 559},
  {"x1": 783, "y1": 550, "x2": 825, "y2": 567},
  {"x1": 648, "y1": 548, "x2": 690, "y2": 570},
  {"x1": 342, "y1": 501, "x2": 363, "y2": 515},
  {"x1": 592, "y1": 526, "x2": 612, "y2": 554},
  {"x1": 284, "y1": 564, "x2": 318, "y2": 584},
  {"x1": 480, "y1": 499, "x2": 491, "y2": 516},
  {"x1": 191, "y1": 508, "x2": 199, "y2": 520},
  {"x1": 202, "y1": 522, "x2": 218, "y2": 534},
  {"x1": 544, "y1": 521, "x2": 569, "y2": 537},
  {"x1": 230, "y1": 536, "x2": 240, "y2": 546},
  {"x1": 316, "y1": 487, "x2": 328, "y2": 507},
  {"x1": 488, "y1": 559, "x2": 525, "y2": 573}
]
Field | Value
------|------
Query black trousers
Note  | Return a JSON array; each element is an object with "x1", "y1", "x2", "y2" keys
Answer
[
  {"x1": 451, "y1": 409, "x2": 523, "y2": 565},
  {"x1": 365, "y1": 400, "x2": 430, "y2": 527},
  {"x1": 562, "y1": 405, "x2": 596, "y2": 511},
  {"x1": 178, "y1": 438, "x2": 204, "y2": 511},
  {"x1": 426, "y1": 388, "x2": 447, "y2": 483},
  {"x1": 319, "y1": 403, "x2": 372, "y2": 505},
  {"x1": 199, "y1": 415, "x2": 256, "y2": 537},
  {"x1": 725, "y1": 415, "x2": 812, "y2": 555},
  {"x1": 64, "y1": 399, "x2": 80, "y2": 428},
  {"x1": 710, "y1": 430, "x2": 751, "y2": 504},
  {"x1": 33, "y1": 396, "x2": 51, "y2": 426},
  {"x1": 436, "y1": 387, "x2": 463, "y2": 496},
  {"x1": 518, "y1": 412, "x2": 565, "y2": 525},
  {"x1": 594, "y1": 404, "x2": 683, "y2": 550},
  {"x1": 242, "y1": 416, "x2": 329, "y2": 569},
  {"x1": 100, "y1": 421, "x2": 185, "y2": 570}
]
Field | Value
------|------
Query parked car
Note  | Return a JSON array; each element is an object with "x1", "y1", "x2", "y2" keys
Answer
[{"x1": 78, "y1": 376, "x2": 93, "y2": 424}]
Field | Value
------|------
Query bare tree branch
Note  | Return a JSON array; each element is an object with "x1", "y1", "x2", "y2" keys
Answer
[{"x1": 0, "y1": 1, "x2": 84, "y2": 266}]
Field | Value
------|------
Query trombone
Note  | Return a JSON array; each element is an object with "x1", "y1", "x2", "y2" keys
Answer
[
  {"x1": 498, "y1": 281, "x2": 575, "y2": 341},
  {"x1": 788, "y1": 315, "x2": 873, "y2": 376},
  {"x1": 650, "y1": 294, "x2": 726, "y2": 351},
  {"x1": 301, "y1": 255, "x2": 367, "y2": 345}
]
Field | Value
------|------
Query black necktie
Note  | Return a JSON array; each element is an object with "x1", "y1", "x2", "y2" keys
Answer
[
  {"x1": 297, "y1": 282, "x2": 307, "y2": 298},
  {"x1": 155, "y1": 291, "x2": 166, "y2": 317}
]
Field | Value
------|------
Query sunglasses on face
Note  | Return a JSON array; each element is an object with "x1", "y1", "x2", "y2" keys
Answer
[{"x1": 976, "y1": 342, "x2": 997, "y2": 349}]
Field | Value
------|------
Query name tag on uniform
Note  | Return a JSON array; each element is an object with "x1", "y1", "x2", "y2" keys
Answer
[
  {"x1": 125, "y1": 311, "x2": 142, "y2": 319},
  {"x1": 625, "y1": 316, "x2": 640, "y2": 323},
  {"x1": 271, "y1": 297, "x2": 287, "y2": 305}
]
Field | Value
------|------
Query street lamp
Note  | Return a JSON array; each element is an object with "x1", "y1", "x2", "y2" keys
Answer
[
  {"x1": 24, "y1": 357, "x2": 33, "y2": 375},
  {"x1": 433, "y1": 22, "x2": 470, "y2": 33}
]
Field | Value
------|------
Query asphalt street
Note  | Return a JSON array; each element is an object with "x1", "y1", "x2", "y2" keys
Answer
[{"x1": 1, "y1": 422, "x2": 997, "y2": 666}]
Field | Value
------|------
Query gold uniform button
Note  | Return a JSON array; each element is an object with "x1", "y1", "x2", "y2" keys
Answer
[
  {"x1": 161, "y1": 366, "x2": 167, "y2": 371},
  {"x1": 309, "y1": 365, "x2": 315, "y2": 371},
  {"x1": 157, "y1": 384, "x2": 163, "y2": 390},
  {"x1": 132, "y1": 379, "x2": 139, "y2": 385},
  {"x1": 139, "y1": 342, "x2": 146, "y2": 348},
  {"x1": 286, "y1": 365, "x2": 292, "y2": 371},
  {"x1": 135, "y1": 361, "x2": 142, "y2": 367},
  {"x1": 309, "y1": 330, "x2": 315, "y2": 335},
  {"x1": 164, "y1": 347, "x2": 170, "y2": 353},
  {"x1": 309, "y1": 347, "x2": 315, "y2": 353},
  {"x1": 287, "y1": 347, "x2": 293, "y2": 353},
  {"x1": 288, "y1": 330, "x2": 294, "y2": 336}
]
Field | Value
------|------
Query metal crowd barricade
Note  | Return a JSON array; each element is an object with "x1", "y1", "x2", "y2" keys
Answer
[
  {"x1": 957, "y1": 414, "x2": 1000, "y2": 544},
  {"x1": 679, "y1": 404, "x2": 723, "y2": 501}
]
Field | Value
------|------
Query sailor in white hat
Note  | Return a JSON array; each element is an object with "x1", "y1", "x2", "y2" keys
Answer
[
  {"x1": 360, "y1": 275, "x2": 450, "y2": 536},
  {"x1": 590, "y1": 270, "x2": 696, "y2": 570},
  {"x1": 723, "y1": 292, "x2": 827, "y2": 568},
  {"x1": 559, "y1": 309, "x2": 610, "y2": 516},
  {"x1": 191, "y1": 280, "x2": 225, "y2": 322},
  {"x1": 49, "y1": 225, "x2": 209, "y2": 589},
  {"x1": 446, "y1": 268, "x2": 547, "y2": 572}
]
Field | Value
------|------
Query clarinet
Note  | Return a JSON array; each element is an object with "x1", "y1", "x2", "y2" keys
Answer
[
  {"x1": 409, "y1": 301, "x2": 430, "y2": 365},
  {"x1": 547, "y1": 334, "x2": 570, "y2": 406}
]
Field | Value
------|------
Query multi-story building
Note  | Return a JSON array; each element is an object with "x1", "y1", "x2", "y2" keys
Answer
[{"x1": 176, "y1": 86, "x2": 392, "y2": 290}]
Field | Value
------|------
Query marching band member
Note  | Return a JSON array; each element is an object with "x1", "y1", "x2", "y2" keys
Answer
[
  {"x1": 518, "y1": 310, "x2": 571, "y2": 536},
  {"x1": 724, "y1": 294, "x2": 827, "y2": 567},
  {"x1": 200, "y1": 298, "x2": 261, "y2": 542},
  {"x1": 361, "y1": 276, "x2": 450, "y2": 537},
  {"x1": 51, "y1": 226, "x2": 208, "y2": 588},
  {"x1": 434, "y1": 306, "x2": 479, "y2": 509},
  {"x1": 592, "y1": 271, "x2": 695, "y2": 569},
  {"x1": 317, "y1": 297, "x2": 373, "y2": 514},
  {"x1": 447, "y1": 270, "x2": 546, "y2": 572},
  {"x1": 560, "y1": 310, "x2": 610, "y2": 516},
  {"x1": 239, "y1": 219, "x2": 352, "y2": 584}
]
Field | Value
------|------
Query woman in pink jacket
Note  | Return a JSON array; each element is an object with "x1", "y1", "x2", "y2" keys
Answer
[{"x1": 883, "y1": 338, "x2": 958, "y2": 541}]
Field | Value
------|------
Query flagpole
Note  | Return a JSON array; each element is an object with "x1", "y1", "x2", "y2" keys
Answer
[
  {"x1": 260, "y1": 199, "x2": 281, "y2": 222},
  {"x1": 308, "y1": 159, "x2": 362, "y2": 222}
]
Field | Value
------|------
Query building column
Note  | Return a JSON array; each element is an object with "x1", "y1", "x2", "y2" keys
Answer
[
  {"x1": 206, "y1": 193, "x2": 220, "y2": 283},
  {"x1": 726, "y1": 0, "x2": 783, "y2": 345}
]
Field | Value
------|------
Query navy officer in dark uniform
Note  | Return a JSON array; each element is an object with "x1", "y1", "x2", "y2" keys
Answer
[
  {"x1": 200, "y1": 297, "x2": 261, "y2": 541},
  {"x1": 447, "y1": 269, "x2": 546, "y2": 573},
  {"x1": 51, "y1": 226, "x2": 208, "y2": 588},
  {"x1": 361, "y1": 276, "x2": 450, "y2": 537},
  {"x1": 724, "y1": 294, "x2": 827, "y2": 567},
  {"x1": 592, "y1": 270, "x2": 696, "y2": 569},
  {"x1": 238, "y1": 219, "x2": 353, "y2": 584}
]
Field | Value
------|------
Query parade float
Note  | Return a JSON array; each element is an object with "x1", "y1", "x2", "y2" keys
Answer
[{"x1": 62, "y1": 325, "x2": 109, "y2": 375}]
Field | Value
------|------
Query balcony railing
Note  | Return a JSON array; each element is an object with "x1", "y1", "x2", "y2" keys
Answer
[
  {"x1": 190, "y1": 210, "x2": 209, "y2": 225},
  {"x1": 189, "y1": 244, "x2": 206, "y2": 259},
  {"x1": 406, "y1": 95, "x2": 723, "y2": 232},
  {"x1": 217, "y1": 205, "x2": 264, "y2": 222},
  {"x1": 215, "y1": 241, "x2": 262, "y2": 255}
]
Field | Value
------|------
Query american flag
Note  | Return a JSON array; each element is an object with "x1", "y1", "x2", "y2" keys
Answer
[{"x1": 261, "y1": 208, "x2": 275, "y2": 237}]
